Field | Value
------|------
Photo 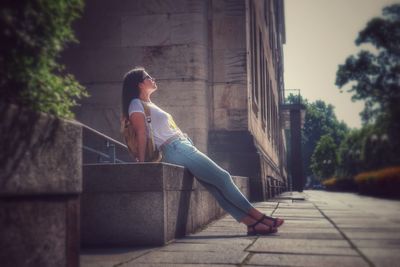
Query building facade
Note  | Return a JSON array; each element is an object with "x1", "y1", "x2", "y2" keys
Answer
[{"x1": 63, "y1": 0, "x2": 287, "y2": 201}]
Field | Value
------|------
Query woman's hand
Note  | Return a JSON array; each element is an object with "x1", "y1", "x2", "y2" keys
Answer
[{"x1": 129, "y1": 112, "x2": 147, "y2": 162}]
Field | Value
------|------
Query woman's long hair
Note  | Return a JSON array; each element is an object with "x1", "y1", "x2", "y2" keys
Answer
[{"x1": 121, "y1": 67, "x2": 145, "y2": 118}]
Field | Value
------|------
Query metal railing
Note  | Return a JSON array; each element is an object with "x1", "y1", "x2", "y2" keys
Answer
[
  {"x1": 283, "y1": 89, "x2": 302, "y2": 104},
  {"x1": 81, "y1": 124, "x2": 132, "y2": 164}
]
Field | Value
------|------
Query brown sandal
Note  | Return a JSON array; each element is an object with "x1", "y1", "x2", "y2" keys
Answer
[{"x1": 247, "y1": 216, "x2": 277, "y2": 236}]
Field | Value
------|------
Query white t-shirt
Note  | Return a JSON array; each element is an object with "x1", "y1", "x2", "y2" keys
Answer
[{"x1": 128, "y1": 98, "x2": 183, "y2": 149}]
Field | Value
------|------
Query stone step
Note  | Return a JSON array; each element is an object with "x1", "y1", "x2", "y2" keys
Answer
[{"x1": 81, "y1": 162, "x2": 249, "y2": 247}]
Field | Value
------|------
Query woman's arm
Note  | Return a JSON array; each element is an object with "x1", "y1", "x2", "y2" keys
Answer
[{"x1": 130, "y1": 112, "x2": 147, "y2": 162}]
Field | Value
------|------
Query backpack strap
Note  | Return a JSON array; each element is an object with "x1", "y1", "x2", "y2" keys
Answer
[
  {"x1": 141, "y1": 101, "x2": 157, "y2": 152},
  {"x1": 142, "y1": 102, "x2": 152, "y2": 124}
]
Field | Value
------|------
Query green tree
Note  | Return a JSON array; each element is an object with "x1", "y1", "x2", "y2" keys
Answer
[
  {"x1": 336, "y1": 4, "x2": 400, "y2": 165},
  {"x1": 302, "y1": 100, "x2": 348, "y2": 177},
  {"x1": 337, "y1": 122, "x2": 394, "y2": 179},
  {"x1": 0, "y1": 0, "x2": 88, "y2": 119},
  {"x1": 286, "y1": 92, "x2": 306, "y2": 105},
  {"x1": 285, "y1": 95, "x2": 349, "y2": 178},
  {"x1": 336, "y1": 129, "x2": 365, "y2": 178},
  {"x1": 310, "y1": 135, "x2": 338, "y2": 180}
]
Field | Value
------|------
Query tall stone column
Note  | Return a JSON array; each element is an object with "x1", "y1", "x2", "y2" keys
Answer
[
  {"x1": 290, "y1": 108, "x2": 304, "y2": 192},
  {"x1": 281, "y1": 103, "x2": 305, "y2": 192}
]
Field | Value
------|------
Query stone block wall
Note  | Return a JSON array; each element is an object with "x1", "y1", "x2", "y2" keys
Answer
[
  {"x1": 210, "y1": 0, "x2": 248, "y2": 130},
  {"x1": 81, "y1": 163, "x2": 249, "y2": 246},
  {"x1": 62, "y1": 0, "x2": 210, "y2": 152}
]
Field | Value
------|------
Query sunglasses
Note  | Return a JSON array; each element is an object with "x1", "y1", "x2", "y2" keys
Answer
[{"x1": 142, "y1": 75, "x2": 155, "y2": 82}]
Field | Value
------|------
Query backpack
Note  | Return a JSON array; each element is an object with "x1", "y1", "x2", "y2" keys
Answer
[{"x1": 120, "y1": 101, "x2": 162, "y2": 162}]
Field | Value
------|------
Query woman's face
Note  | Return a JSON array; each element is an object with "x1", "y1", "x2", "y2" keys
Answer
[{"x1": 140, "y1": 71, "x2": 157, "y2": 92}]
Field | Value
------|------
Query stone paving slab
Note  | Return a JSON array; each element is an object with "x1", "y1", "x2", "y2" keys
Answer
[
  {"x1": 122, "y1": 264, "x2": 236, "y2": 267},
  {"x1": 282, "y1": 220, "x2": 334, "y2": 228},
  {"x1": 270, "y1": 227, "x2": 340, "y2": 235},
  {"x1": 273, "y1": 191, "x2": 306, "y2": 199},
  {"x1": 274, "y1": 214, "x2": 324, "y2": 219},
  {"x1": 277, "y1": 205, "x2": 316, "y2": 209},
  {"x1": 201, "y1": 226, "x2": 247, "y2": 232},
  {"x1": 266, "y1": 231, "x2": 344, "y2": 240},
  {"x1": 316, "y1": 213, "x2": 375, "y2": 219},
  {"x1": 352, "y1": 239, "x2": 400, "y2": 248},
  {"x1": 246, "y1": 254, "x2": 368, "y2": 267},
  {"x1": 340, "y1": 227, "x2": 400, "y2": 233},
  {"x1": 335, "y1": 222, "x2": 400, "y2": 229},
  {"x1": 328, "y1": 217, "x2": 394, "y2": 223},
  {"x1": 247, "y1": 238, "x2": 357, "y2": 256},
  {"x1": 342, "y1": 230, "x2": 400, "y2": 240},
  {"x1": 205, "y1": 221, "x2": 245, "y2": 227},
  {"x1": 274, "y1": 216, "x2": 326, "y2": 221},
  {"x1": 274, "y1": 212, "x2": 323, "y2": 217},
  {"x1": 336, "y1": 225, "x2": 400, "y2": 233},
  {"x1": 251, "y1": 202, "x2": 279, "y2": 207},
  {"x1": 357, "y1": 248, "x2": 400, "y2": 267},
  {"x1": 275, "y1": 204, "x2": 317, "y2": 209},
  {"x1": 158, "y1": 241, "x2": 251, "y2": 252},
  {"x1": 274, "y1": 209, "x2": 318, "y2": 214},
  {"x1": 184, "y1": 231, "x2": 249, "y2": 237},
  {"x1": 80, "y1": 247, "x2": 157, "y2": 267},
  {"x1": 123, "y1": 250, "x2": 249, "y2": 265},
  {"x1": 174, "y1": 237, "x2": 254, "y2": 246}
]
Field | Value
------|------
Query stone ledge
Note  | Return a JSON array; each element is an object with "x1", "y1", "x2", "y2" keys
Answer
[
  {"x1": 81, "y1": 162, "x2": 249, "y2": 247},
  {"x1": 83, "y1": 163, "x2": 194, "y2": 192},
  {"x1": 0, "y1": 103, "x2": 82, "y2": 196}
]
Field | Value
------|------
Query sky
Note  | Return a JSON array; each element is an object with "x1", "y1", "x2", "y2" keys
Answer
[{"x1": 283, "y1": 0, "x2": 399, "y2": 129}]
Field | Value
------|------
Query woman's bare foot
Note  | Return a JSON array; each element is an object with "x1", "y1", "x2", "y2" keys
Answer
[{"x1": 260, "y1": 216, "x2": 284, "y2": 228}]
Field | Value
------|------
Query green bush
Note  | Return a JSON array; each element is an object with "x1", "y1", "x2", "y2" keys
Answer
[{"x1": 0, "y1": 0, "x2": 88, "y2": 119}]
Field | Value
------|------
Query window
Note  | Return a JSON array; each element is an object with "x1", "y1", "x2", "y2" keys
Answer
[
  {"x1": 261, "y1": 51, "x2": 266, "y2": 129},
  {"x1": 268, "y1": 80, "x2": 272, "y2": 139},
  {"x1": 250, "y1": 1, "x2": 259, "y2": 115},
  {"x1": 264, "y1": 0, "x2": 270, "y2": 25},
  {"x1": 268, "y1": 3, "x2": 273, "y2": 50},
  {"x1": 272, "y1": 99, "x2": 276, "y2": 148}
]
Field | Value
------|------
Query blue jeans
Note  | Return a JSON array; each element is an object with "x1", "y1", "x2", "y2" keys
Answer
[{"x1": 161, "y1": 136, "x2": 255, "y2": 222}]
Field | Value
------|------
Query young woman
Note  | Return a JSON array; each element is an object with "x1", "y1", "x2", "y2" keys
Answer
[{"x1": 121, "y1": 67, "x2": 284, "y2": 235}]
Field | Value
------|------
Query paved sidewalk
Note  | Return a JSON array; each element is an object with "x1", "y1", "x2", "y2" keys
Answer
[{"x1": 81, "y1": 191, "x2": 400, "y2": 267}]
